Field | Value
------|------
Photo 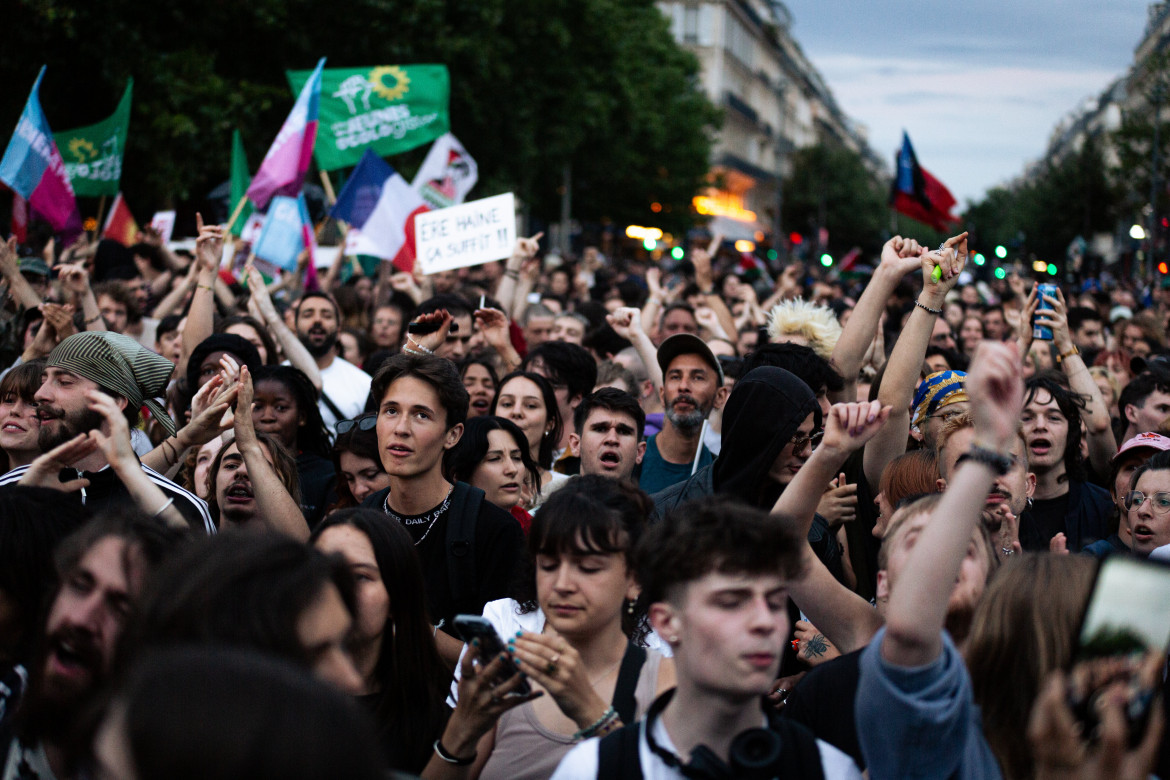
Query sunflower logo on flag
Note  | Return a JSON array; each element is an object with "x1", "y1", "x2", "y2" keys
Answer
[
  {"x1": 369, "y1": 66, "x2": 410, "y2": 102},
  {"x1": 68, "y1": 138, "x2": 98, "y2": 161}
]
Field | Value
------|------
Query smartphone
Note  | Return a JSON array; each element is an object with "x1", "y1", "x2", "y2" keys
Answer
[
  {"x1": 1068, "y1": 556, "x2": 1170, "y2": 746},
  {"x1": 453, "y1": 614, "x2": 531, "y2": 695},
  {"x1": 1033, "y1": 283, "x2": 1058, "y2": 341},
  {"x1": 406, "y1": 319, "x2": 459, "y2": 335}
]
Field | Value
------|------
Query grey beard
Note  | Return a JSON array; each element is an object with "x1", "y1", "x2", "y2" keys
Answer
[{"x1": 666, "y1": 406, "x2": 706, "y2": 434}]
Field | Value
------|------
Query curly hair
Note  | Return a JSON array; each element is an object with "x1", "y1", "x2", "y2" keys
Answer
[{"x1": 765, "y1": 298, "x2": 842, "y2": 360}]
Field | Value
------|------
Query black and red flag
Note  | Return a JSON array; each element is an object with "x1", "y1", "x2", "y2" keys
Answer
[{"x1": 890, "y1": 132, "x2": 959, "y2": 232}]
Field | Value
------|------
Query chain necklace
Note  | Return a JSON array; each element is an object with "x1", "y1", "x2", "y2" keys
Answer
[{"x1": 384, "y1": 487, "x2": 453, "y2": 546}]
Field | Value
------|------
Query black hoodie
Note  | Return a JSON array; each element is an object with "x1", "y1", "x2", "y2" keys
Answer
[{"x1": 653, "y1": 366, "x2": 821, "y2": 513}]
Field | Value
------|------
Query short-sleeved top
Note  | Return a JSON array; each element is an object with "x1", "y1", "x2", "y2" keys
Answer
[
  {"x1": 638, "y1": 434, "x2": 713, "y2": 495},
  {"x1": 317, "y1": 356, "x2": 372, "y2": 431},
  {"x1": 856, "y1": 627, "x2": 1002, "y2": 780}
]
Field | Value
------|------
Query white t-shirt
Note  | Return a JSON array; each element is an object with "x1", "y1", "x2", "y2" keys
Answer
[
  {"x1": 550, "y1": 714, "x2": 862, "y2": 780},
  {"x1": 317, "y1": 356, "x2": 372, "y2": 431}
]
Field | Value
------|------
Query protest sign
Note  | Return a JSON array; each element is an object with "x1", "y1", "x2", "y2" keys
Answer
[
  {"x1": 150, "y1": 210, "x2": 175, "y2": 243},
  {"x1": 415, "y1": 192, "x2": 515, "y2": 275}
]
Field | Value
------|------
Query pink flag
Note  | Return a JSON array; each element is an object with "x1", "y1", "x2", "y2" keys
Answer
[{"x1": 246, "y1": 58, "x2": 325, "y2": 211}]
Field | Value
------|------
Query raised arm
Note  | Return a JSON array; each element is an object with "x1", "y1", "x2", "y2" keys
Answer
[
  {"x1": 87, "y1": 391, "x2": 189, "y2": 531},
  {"x1": 690, "y1": 234, "x2": 737, "y2": 340},
  {"x1": 179, "y1": 214, "x2": 223, "y2": 377},
  {"x1": 58, "y1": 264, "x2": 105, "y2": 332},
  {"x1": 234, "y1": 366, "x2": 310, "y2": 542},
  {"x1": 141, "y1": 374, "x2": 238, "y2": 476},
  {"x1": 1020, "y1": 284, "x2": 1117, "y2": 475},
  {"x1": 881, "y1": 340, "x2": 1023, "y2": 668},
  {"x1": 862, "y1": 232, "x2": 968, "y2": 491},
  {"x1": 474, "y1": 307, "x2": 522, "y2": 374},
  {"x1": 829, "y1": 237, "x2": 923, "y2": 403},
  {"x1": 774, "y1": 401, "x2": 890, "y2": 653},
  {"x1": 606, "y1": 307, "x2": 662, "y2": 393},
  {"x1": 0, "y1": 237, "x2": 43, "y2": 310},
  {"x1": 246, "y1": 265, "x2": 322, "y2": 390},
  {"x1": 495, "y1": 233, "x2": 542, "y2": 320}
]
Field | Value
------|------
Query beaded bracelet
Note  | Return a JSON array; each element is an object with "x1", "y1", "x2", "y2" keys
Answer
[
  {"x1": 914, "y1": 299, "x2": 942, "y2": 316},
  {"x1": 573, "y1": 706, "x2": 619, "y2": 741}
]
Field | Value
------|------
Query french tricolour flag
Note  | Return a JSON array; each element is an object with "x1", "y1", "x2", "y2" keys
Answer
[
  {"x1": 331, "y1": 148, "x2": 429, "y2": 272},
  {"x1": 247, "y1": 58, "x2": 325, "y2": 211},
  {"x1": 0, "y1": 67, "x2": 81, "y2": 238}
]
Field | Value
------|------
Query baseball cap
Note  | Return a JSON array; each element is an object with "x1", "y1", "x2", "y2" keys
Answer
[
  {"x1": 18, "y1": 257, "x2": 50, "y2": 277},
  {"x1": 1113, "y1": 432, "x2": 1170, "y2": 462},
  {"x1": 656, "y1": 334, "x2": 724, "y2": 385}
]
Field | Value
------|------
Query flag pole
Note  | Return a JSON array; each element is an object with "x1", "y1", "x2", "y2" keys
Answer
[
  {"x1": 319, "y1": 170, "x2": 337, "y2": 205},
  {"x1": 94, "y1": 195, "x2": 108, "y2": 235},
  {"x1": 318, "y1": 169, "x2": 359, "y2": 280},
  {"x1": 224, "y1": 195, "x2": 250, "y2": 234}
]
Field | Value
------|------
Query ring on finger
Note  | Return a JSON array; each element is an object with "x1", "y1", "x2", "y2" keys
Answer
[
  {"x1": 546, "y1": 661, "x2": 558, "y2": 675},
  {"x1": 550, "y1": 652, "x2": 560, "y2": 665}
]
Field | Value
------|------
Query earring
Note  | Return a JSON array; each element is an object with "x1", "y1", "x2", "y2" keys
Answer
[{"x1": 626, "y1": 599, "x2": 635, "y2": 616}]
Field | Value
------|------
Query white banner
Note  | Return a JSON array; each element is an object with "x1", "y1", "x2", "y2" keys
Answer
[
  {"x1": 416, "y1": 192, "x2": 516, "y2": 275},
  {"x1": 149, "y1": 210, "x2": 176, "y2": 243}
]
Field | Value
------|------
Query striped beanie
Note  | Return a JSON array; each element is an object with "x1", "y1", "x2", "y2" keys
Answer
[
  {"x1": 911, "y1": 370, "x2": 968, "y2": 429},
  {"x1": 47, "y1": 331, "x2": 177, "y2": 436}
]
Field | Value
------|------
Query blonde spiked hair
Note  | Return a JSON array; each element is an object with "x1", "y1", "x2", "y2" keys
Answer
[{"x1": 765, "y1": 298, "x2": 842, "y2": 360}]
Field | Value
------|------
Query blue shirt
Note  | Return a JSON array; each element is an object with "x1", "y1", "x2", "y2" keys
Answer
[
  {"x1": 856, "y1": 627, "x2": 1002, "y2": 780},
  {"x1": 638, "y1": 433, "x2": 713, "y2": 495}
]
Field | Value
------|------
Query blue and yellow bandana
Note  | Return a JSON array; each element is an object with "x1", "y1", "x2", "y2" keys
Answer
[{"x1": 911, "y1": 370, "x2": 968, "y2": 429}]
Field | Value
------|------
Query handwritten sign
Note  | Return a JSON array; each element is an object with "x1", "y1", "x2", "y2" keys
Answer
[
  {"x1": 149, "y1": 211, "x2": 175, "y2": 243},
  {"x1": 415, "y1": 192, "x2": 516, "y2": 275}
]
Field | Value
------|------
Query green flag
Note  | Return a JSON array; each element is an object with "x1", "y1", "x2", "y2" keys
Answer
[
  {"x1": 229, "y1": 130, "x2": 255, "y2": 237},
  {"x1": 287, "y1": 65, "x2": 449, "y2": 171},
  {"x1": 55, "y1": 79, "x2": 132, "y2": 197}
]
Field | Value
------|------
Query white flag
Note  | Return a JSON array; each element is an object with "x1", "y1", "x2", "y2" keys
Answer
[{"x1": 411, "y1": 132, "x2": 478, "y2": 210}]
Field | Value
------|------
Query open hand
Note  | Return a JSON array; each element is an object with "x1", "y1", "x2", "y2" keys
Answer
[{"x1": 18, "y1": 433, "x2": 96, "y2": 492}]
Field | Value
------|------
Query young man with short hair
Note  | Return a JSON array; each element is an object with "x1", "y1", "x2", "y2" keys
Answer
[
  {"x1": 1119, "y1": 370, "x2": 1170, "y2": 443},
  {"x1": 551, "y1": 497, "x2": 861, "y2": 779},
  {"x1": 570, "y1": 388, "x2": 646, "y2": 484},
  {"x1": 523, "y1": 341, "x2": 598, "y2": 458},
  {"x1": 294, "y1": 291, "x2": 371, "y2": 431},
  {"x1": 361, "y1": 353, "x2": 523, "y2": 659}
]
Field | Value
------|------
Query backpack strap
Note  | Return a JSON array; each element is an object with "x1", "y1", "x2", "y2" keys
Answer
[
  {"x1": 611, "y1": 643, "x2": 647, "y2": 726},
  {"x1": 445, "y1": 482, "x2": 482, "y2": 613},
  {"x1": 319, "y1": 391, "x2": 347, "y2": 424},
  {"x1": 764, "y1": 707, "x2": 826, "y2": 780},
  {"x1": 597, "y1": 722, "x2": 643, "y2": 780}
]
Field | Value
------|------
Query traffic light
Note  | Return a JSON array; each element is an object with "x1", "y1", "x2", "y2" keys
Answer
[
  {"x1": 643, "y1": 238, "x2": 656, "y2": 251},
  {"x1": 819, "y1": 253, "x2": 833, "y2": 267},
  {"x1": 995, "y1": 245, "x2": 1007, "y2": 259},
  {"x1": 1046, "y1": 263, "x2": 1057, "y2": 276},
  {"x1": 973, "y1": 253, "x2": 986, "y2": 266},
  {"x1": 1159, "y1": 261, "x2": 1169, "y2": 275},
  {"x1": 994, "y1": 267, "x2": 1006, "y2": 279},
  {"x1": 670, "y1": 246, "x2": 684, "y2": 260},
  {"x1": 789, "y1": 232, "x2": 803, "y2": 245}
]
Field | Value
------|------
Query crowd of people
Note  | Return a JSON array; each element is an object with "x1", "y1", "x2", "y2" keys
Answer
[{"x1": 0, "y1": 220, "x2": 1169, "y2": 779}]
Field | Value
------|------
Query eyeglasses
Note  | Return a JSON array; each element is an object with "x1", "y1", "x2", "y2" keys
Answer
[
  {"x1": 790, "y1": 429, "x2": 824, "y2": 452},
  {"x1": 928, "y1": 409, "x2": 965, "y2": 423},
  {"x1": 336, "y1": 414, "x2": 377, "y2": 435},
  {"x1": 1124, "y1": 491, "x2": 1170, "y2": 514}
]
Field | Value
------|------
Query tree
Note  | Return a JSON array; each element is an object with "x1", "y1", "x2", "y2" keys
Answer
[
  {"x1": 1, "y1": 0, "x2": 717, "y2": 236},
  {"x1": 781, "y1": 141, "x2": 888, "y2": 257}
]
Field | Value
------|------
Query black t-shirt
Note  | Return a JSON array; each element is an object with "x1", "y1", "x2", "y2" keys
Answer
[
  {"x1": 296, "y1": 451, "x2": 336, "y2": 529},
  {"x1": 1022, "y1": 493, "x2": 1071, "y2": 551},
  {"x1": 362, "y1": 484, "x2": 524, "y2": 630},
  {"x1": 782, "y1": 649, "x2": 865, "y2": 770}
]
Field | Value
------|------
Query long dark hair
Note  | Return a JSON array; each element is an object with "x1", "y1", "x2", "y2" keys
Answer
[
  {"x1": 514, "y1": 475, "x2": 652, "y2": 645},
  {"x1": 443, "y1": 416, "x2": 542, "y2": 502},
  {"x1": 252, "y1": 365, "x2": 332, "y2": 459},
  {"x1": 218, "y1": 314, "x2": 279, "y2": 365},
  {"x1": 491, "y1": 371, "x2": 562, "y2": 469},
  {"x1": 330, "y1": 416, "x2": 384, "y2": 510},
  {"x1": 311, "y1": 510, "x2": 449, "y2": 772}
]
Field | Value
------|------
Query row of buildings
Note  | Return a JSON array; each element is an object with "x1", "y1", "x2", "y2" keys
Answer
[{"x1": 656, "y1": 0, "x2": 881, "y2": 244}]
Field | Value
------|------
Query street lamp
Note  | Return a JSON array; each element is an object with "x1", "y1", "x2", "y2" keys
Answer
[{"x1": 1132, "y1": 224, "x2": 1148, "y2": 240}]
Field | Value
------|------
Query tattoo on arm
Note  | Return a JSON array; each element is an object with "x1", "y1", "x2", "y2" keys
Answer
[{"x1": 804, "y1": 634, "x2": 829, "y2": 658}]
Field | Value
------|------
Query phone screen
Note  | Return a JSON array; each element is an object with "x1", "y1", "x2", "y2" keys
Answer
[{"x1": 1076, "y1": 556, "x2": 1170, "y2": 661}]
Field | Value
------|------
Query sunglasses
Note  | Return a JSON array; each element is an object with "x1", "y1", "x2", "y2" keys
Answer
[
  {"x1": 336, "y1": 414, "x2": 377, "y2": 435},
  {"x1": 790, "y1": 429, "x2": 824, "y2": 452}
]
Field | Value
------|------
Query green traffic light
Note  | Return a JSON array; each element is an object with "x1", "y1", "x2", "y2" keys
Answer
[
  {"x1": 767, "y1": 249, "x2": 778, "y2": 261},
  {"x1": 1046, "y1": 263, "x2": 1057, "y2": 276},
  {"x1": 819, "y1": 253, "x2": 833, "y2": 267},
  {"x1": 670, "y1": 246, "x2": 684, "y2": 260},
  {"x1": 995, "y1": 245, "x2": 1007, "y2": 259},
  {"x1": 643, "y1": 238, "x2": 657, "y2": 251},
  {"x1": 973, "y1": 253, "x2": 985, "y2": 266},
  {"x1": 994, "y1": 267, "x2": 1006, "y2": 279}
]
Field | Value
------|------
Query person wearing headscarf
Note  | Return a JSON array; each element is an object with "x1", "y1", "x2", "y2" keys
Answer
[
  {"x1": 0, "y1": 332, "x2": 214, "y2": 533},
  {"x1": 910, "y1": 369, "x2": 968, "y2": 448}
]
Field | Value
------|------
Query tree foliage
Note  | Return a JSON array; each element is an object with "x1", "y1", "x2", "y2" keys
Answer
[
  {"x1": 1, "y1": 0, "x2": 718, "y2": 234},
  {"x1": 781, "y1": 141, "x2": 889, "y2": 257}
]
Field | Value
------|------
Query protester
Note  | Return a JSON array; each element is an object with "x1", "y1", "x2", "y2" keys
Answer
[
  {"x1": 443, "y1": 415, "x2": 542, "y2": 526},
  {"x1": 294, "y1": 291, "x2": 372, "y2": 430},
  {"x1": 491, "y1": 370, "x2": 569, "y2": 505},
  {"x1": 569, "y1": 389, "x2": 646, "y2": 484},
  {"x1": 329, "y1": 414, "x2": 392, "y2": 510}
]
